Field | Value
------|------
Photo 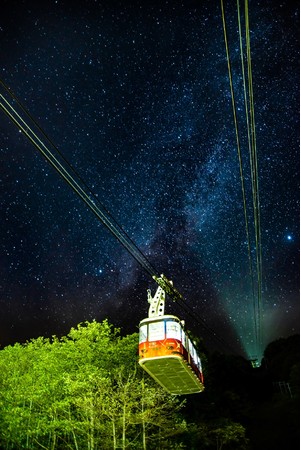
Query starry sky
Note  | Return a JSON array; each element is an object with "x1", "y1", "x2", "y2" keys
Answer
[{"x1": 0, "y1": 0, "x2": 299, "y2": 359}]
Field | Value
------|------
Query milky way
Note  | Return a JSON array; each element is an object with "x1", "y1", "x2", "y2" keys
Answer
[{"x1": 0, "y1": 0, "x2": 299, "y2": 358}]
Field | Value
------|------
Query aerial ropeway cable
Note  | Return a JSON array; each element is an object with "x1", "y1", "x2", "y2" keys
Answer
[
  {"x1": 0, "y1": 80, "x2": 157, "y2": 279},
  {"x1": 220, "y1": 0, "x2": 263, "y2": 357},
  {"x1": 1, "y1": 3, "x2": 266, "y2": 394},
  {"x1": 0, "y1": 81, "x2": 238, "y2": 395},
  {"x1": 0, "y1": 78, "x2": 240, "y2": 361}
]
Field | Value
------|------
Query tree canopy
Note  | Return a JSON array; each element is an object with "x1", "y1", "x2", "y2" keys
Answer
[
  {"x1": 0, "y1": 321, "x2": 298, "y2": 449},
  {"x1": 0, "y1": 320, "x2": 187, "y2": 449}
]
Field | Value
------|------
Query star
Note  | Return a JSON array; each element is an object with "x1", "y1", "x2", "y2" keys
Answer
[{"x1": 0, "y1": 0, "x2": 298, "y2": 357}]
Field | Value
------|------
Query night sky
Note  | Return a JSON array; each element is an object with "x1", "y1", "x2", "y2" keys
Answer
[{"x1": 0, "y1": 0, "x2": 299, "y2": 360}]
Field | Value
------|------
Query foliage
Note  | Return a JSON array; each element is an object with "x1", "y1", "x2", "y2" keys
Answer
[
  {"x1": 208, "y1": 419, "x2": 249, "y2": 450},
  {"x1": 0, "y1": 320, "x2": 186, "y2": 449},
  {"x1": 262, "y1": 334, "x2": 300, "y2": 382},
  {"x1": 1, "y1": 322, "x2": 297, "y2": 449}
]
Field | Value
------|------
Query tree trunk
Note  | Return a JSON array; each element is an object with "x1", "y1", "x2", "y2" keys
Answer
[
  {"x1": 51, "y1": 431, "x2": 56, "y2": 450},
  {"x1": 26, "y1": 398, "x2": 33, "y2": 448},
  {"x1": 112, "y1": 419, "x2": 117, "y2": 450},
  {"x1": 51, "y1": 413, "x2": 57, "y2": 450},
  {"x1": 142, "y1": 417, "x2": 147, "y2": 450},
  {"x1": 68, "y1": 406, "x2": 79, "y2": 450},
  {"x1": 89, "y1": 399, "x2": 95, "y2": 450},
  {"x1": 122, "y1": 402, "x2": 126, "y2": 450},
  {"x1": 141, "y1": 388, "x2": 147, "y2": 450},
  {"x1": 72, "y1": 430, "x2": 79, "y2": 450}
]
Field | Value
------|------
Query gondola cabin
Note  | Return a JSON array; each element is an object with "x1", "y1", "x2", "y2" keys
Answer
[{"x1": 138, "y1": 280, "x2": 204, "y2": 395}]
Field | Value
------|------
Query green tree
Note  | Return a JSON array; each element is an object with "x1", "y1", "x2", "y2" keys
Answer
[
  {"x1": 209, "y1": 420, "x2": 249, "y2": 450},
  {"x1": 0, "y1": 320, "x2": 188, "y2": 449}
]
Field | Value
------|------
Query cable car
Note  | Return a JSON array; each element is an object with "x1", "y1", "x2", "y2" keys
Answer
[{"x1": 138, "y1": 280, "x2": 205, "y2": 395}]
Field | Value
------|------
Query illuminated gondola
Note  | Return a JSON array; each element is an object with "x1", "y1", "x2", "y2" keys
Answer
[{"x1": 138, "y1": 279, "x2": 205, "y2": 395}]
